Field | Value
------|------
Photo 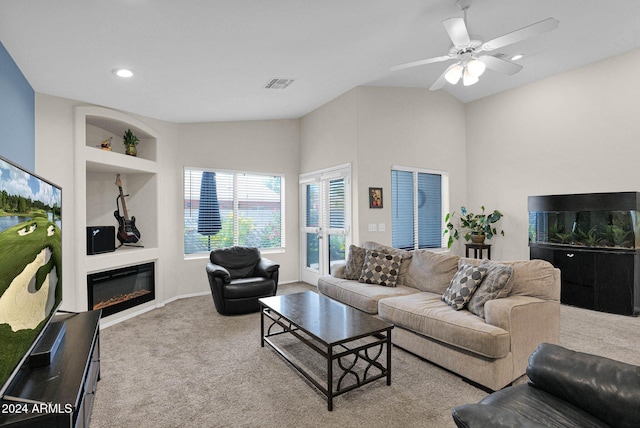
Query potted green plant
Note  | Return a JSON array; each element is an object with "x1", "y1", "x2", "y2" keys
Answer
[
  {"x1": 444, "y1": 206, "x2": 504, "y2": 248},
  {"x1": 123, "y1": 128, "x2": 139, "y2": 156}
]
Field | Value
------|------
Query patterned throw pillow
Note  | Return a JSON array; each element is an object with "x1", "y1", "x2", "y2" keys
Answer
[
  {"x1": 442, "y1": 263, "x2": 488, "y2": 310},
  {"x1": 343, "y1": 245, "x2": 366, "y2": 280},
  {"x1": 467, "y1": 261, "x2": 514, "y2": 318},
  {"x1": 359, "y1": 250, "x2": 403, "y2": 287}
]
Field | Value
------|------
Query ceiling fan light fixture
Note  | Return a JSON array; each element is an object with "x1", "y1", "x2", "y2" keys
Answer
[
  {"x1": 462, "y1": 68, "x2": 479, "y2": 86},
  {"x1": 466, "y1": 58, "x2": 486, "y2": 77},
  {"x1": 445, "y1": 63, "x2": 464, "y2": 84}
]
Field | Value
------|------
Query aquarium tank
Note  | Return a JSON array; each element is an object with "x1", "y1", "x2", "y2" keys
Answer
[{"x1": 528, "y1": 192, "x2": 640, "y2": 250}]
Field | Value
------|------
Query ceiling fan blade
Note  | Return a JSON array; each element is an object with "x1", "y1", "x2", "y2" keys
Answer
[
  {"x1": 390, "y1": 55, "x2": 453, "y2": 71},
  {"x1": 481, "y1": 17, "x2": 559, "y2": 52},
  {"x1": 443, "y1": 17, "x2": 471, "y2": 47},
  {"x1": 429, "y1": 63, "x2": 459, "y2": 91},
  {"x1": 479, "y1": 55, "x2": 523, "y2": 75}
]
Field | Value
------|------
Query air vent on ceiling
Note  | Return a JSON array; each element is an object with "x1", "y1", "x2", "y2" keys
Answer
[{"x1": 264, "y1": 78, "x2": 295, "y2": 89}]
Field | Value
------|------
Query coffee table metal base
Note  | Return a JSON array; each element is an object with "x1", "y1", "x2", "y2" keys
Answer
[{"x1": 260, "y1": 303, "x2": 392, "y2": 411}]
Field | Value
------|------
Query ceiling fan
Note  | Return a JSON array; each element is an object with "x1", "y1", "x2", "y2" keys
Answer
[{"x1": 391, "y1": 0, "x2": 559, "y2": 90}]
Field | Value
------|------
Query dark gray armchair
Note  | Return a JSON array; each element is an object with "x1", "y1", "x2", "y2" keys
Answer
[
  {"x1": 206, "y1": 246, "x2": 279, "y2": 315},
  {"x1": 452, "y1": 343, "x2": 640, "y2": 428}
]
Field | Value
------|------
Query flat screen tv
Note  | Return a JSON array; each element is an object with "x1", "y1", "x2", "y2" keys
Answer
[{"x1": 0, "y1": 156, "x2": 62, "y2": 398}]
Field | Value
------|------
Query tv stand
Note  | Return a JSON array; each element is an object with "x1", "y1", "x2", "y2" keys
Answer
[{"x1": 0, "y1": 310, "x2": 101, "y2": 427}]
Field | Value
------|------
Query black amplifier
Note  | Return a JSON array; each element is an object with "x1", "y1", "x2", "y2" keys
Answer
[{"x1": 86, "y1": 226, "x2": 116, "y2": 254}]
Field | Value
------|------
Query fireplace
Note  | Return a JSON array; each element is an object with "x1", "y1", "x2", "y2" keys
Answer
[{"x1": 87, "y1": 262, "x2": 155, "y2": 317}]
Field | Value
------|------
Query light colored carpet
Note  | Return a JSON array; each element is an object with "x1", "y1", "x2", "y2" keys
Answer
[{"x1": 90, "y1": 282, "x2": 640, "y2": 428}]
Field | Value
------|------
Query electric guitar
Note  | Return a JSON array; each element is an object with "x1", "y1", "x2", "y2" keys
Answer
[{"x1": 114, "y1": 174, "x2": 141, "y2": 244}]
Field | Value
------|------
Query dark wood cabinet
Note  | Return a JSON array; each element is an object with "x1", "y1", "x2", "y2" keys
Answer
[
  {"x1": 594, "y1": 252, "x2": 636, "y2": 315},
  {"x1": 531, "y1": 245, "x2": 638, "y2": 316},
  {"x1": 0, "y1": 311, "x2": 101, "y2": 427}
]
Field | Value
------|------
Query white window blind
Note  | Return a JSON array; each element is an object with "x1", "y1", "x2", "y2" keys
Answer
[
  {"x1": 328, "y1": 178, "x2": 346, "y2": 230},
  {"x1": 391, "y1": 167, "x2": 446, "y2": 250},
  {"x1": 184, "y1": 168, "x2": 284, "y2": 254}
]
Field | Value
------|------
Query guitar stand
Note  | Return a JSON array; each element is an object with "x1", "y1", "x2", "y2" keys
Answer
[{"x1": 116, "y1": 242, "x2": 144, "y2": 249}]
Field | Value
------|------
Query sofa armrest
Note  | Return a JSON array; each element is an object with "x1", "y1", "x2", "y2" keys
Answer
[
  {"x1": 330, "y1": 261, "x2": 346, "y2": 278},
  {"x1": 527, "y1": 343, "x2": 640, "y2": 428},
  {"x1": 452, "y1": 403, "x2": 547, "y2": 428},
  {"x1": 484, "y1": 296, "x2": 561, "y2": 381}
]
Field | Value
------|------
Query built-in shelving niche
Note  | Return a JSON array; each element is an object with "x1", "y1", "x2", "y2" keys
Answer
[{"x1": 74, "y1": 106, "x2": 161, "y2": 321}]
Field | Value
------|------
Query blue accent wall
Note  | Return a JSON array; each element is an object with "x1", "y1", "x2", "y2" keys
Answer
[{"x1": 0, "y1": 40, "x2": 35, "y2": 171}]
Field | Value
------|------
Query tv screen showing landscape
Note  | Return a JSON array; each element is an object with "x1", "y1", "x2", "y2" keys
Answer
[{"x1": 0, "y1": 156, "x2": 62, "y2": 397}]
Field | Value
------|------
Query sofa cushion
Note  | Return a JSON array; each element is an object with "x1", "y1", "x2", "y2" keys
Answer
[
  {"x1": 317, "y1": 275, "x2": 419, "y2": 314},
  {"x1": 442, "y1": 263, "x2": 488, "y2": 310},
  {"x1": 460, "y1": 258, "x2": 559, "y2": 301},
  {"x1": 467, "y1": 260, "x2": 514, "y2": 319},
  {"x1": 378, "y1": 292, "x2": 510, "y2": 358},
  {"x1": 343, "y1": 244, "x2": 366, "y2": 280},
  {"x1": 362, "y1": 241, "x2": 412, "y2": 285},
  {"x1": 405, "y1": 250, "x2": 459, "y2": 293}
]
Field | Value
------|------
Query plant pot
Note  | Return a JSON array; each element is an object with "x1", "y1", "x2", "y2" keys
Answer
[
  {"x1": 125, "y1": 144, "x2": 137, "y2": 156},
  {"x1": 470, "y1": 234, "x2": 486, "y2": 244}
]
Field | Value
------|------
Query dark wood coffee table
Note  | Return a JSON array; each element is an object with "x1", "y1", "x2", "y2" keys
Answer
[{"x1": 259, "y1": 291, "x2": 393, "y2": 411}]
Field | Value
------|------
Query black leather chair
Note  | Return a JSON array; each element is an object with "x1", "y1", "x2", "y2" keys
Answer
[
  {"x1": 452, "y1": 343, "x2": 640, "y2": 428},
  {"x1": 206, "y1": 246, "x2": 279, "y2": 315}
]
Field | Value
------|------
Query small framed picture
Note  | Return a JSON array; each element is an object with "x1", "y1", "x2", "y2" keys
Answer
[{"x1": 369, "y1": 187, "x2": 383, "y2": 208}]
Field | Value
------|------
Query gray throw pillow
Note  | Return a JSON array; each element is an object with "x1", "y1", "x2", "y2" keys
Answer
[
  {"x1": 362, "y1": 241, "x2": 412, "y2": 285},
  {"x1": 467, "y1": 261, "x2": 514, "y2": 318},
  {"x1": 442, "y1": 263, "x2": 487, "y2": 310},
  {"x1": 359, "y1": 250, "x2": 403, "y2": 287},
  {"x1": 343, "y1": 244, "x2": 366, "y2": 280}
]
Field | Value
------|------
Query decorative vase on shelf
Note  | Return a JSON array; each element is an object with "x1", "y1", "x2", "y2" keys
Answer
[{"x1": 125, "y1": 144, "x2": 137, "y2": 156}]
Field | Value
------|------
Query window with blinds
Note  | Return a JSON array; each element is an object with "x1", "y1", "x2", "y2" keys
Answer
[
  {"x1": 184, "y1": 168, "x2": 284, "y2": 254},
  {"x1": 328, "y1": 178, "x2": 345, "y2": 230},
  {"x1": 391, "y1": 167, "x2": 446, "y2": 250}
]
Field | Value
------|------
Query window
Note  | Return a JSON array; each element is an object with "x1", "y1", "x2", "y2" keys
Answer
[
  {"x1": 184, "y1": 168, "x2": 284, "y2": 254},
  {"x1": 391, "y1": 166, "x2": 448, "y2": 250}
]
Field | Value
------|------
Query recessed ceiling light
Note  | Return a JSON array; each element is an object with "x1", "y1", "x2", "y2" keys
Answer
[
  {"x1": 113, "y1": 69, "x2": 134, "y2": 78},
  {"x1": 511, "y1": 54, "x2": 524, "y2": 61}
]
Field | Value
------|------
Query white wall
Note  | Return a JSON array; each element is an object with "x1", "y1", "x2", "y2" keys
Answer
[
  {"x1": 299, "y1": 89, "x2": 361, "y2": 242},
  {"x1": 35, "y1": 94, "x2": 81, "y2": 311},
  {"x1": 173, "y1": 120, "x2": 301, "y2": 297},
  {"x1": 465, "y1": 48, "x2": 640, "y2": 261},
  {"x1": 354, "y1": 87, "x2": 467, "y2": 246},
  {"x1": 300, "y1": 86, "x2": 467, "y2": 248}
]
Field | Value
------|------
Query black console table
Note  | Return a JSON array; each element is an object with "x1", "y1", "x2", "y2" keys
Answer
[{"x1": 0, "y1": 310, "x2": 101, "y2": 427}]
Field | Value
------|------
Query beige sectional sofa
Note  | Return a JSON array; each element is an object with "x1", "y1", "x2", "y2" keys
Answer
[{"x1": 317, "y1": 241, "x2": 561, "y2": 391}]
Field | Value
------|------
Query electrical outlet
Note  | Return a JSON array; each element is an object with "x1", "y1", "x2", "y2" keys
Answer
[{"x1": 378, "y1": 223, "x2": 386, "y2": 232}]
